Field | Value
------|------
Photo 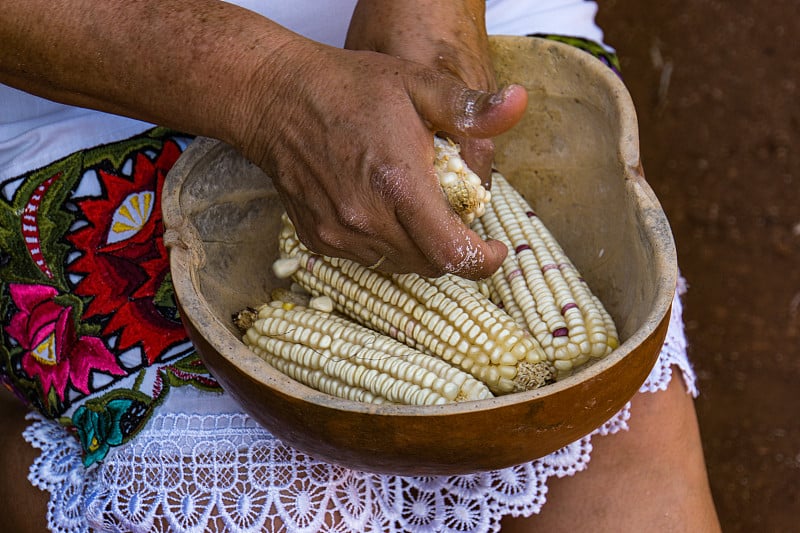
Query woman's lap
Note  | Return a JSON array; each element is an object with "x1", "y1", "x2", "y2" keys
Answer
[
  {"x1": 503, "y1": 377, "x2": 720, "y2": 532},
  {"x1": 3, "y1": 359, "x2": 717, "y2": 533},
  {"x1": 7, "y1": 292, "x2": 703, "y2": 533},
  {"x1": 0, "y1": 106, "x2": 712, "y2": 533},
  {"x1": 0, "y1": 20, "x2": 720, "y2": 531}
]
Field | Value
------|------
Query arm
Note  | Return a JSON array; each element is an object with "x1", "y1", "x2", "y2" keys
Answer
[
  {"x1": 0, "y1": 0, "x2": 276, "y2": 145},
  {"x1": 0, "y1": 0, "x2": 526, "y2": 279}
]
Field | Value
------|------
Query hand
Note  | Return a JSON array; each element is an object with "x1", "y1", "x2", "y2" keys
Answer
[
  {"x1": 235, "y1": 39, "x2": 526, "y2": 280},
  {"x1": 0, "y1": 0, "x2": 524, "y2": 279},
  {"x1": 345, "y1": 0, "x2": 507, "y2": 182}
]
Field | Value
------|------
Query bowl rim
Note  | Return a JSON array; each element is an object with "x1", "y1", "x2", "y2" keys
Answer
[{"x1": 162, "y1": 35, "x2": 678, "y2": 420}]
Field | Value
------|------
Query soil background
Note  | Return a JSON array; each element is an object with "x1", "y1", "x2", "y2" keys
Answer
[{"x1": 596, "y1": 1, "x2": 800, "y2": 530}]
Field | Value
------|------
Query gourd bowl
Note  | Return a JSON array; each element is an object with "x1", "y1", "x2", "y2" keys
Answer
[{"x1": 162, "y1": 36, "x2": 677, "y2": 475}]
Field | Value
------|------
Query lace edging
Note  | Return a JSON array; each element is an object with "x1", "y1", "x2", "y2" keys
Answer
[{"x1": 23, "y1": 296, "x2": 696, "y2": 533}]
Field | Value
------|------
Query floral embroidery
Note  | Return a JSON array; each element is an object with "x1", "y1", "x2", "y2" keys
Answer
[
  {"x1": 72, "y1": 398, "x2": 153, "y2": 466},
  {"x1": 1, "y1": 128, "x2": 222, "y2": 465},
  {"x1": 156, "y1": 354, "x2": 222, "y2": 395},
  {"x1": 5, "y1": 283, "x2": 124, "y2": 402},
  {"x1": 66, "y1": 140, "x2": 186, "y2": 364},
  {"x1": 73, "y1": 399, "x2": 133, "y2": 466},
  {"x1": 21, "y1": 173, "x2": 62, "y2": 280}
]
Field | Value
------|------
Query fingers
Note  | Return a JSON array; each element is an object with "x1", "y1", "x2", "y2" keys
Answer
[
  {"x1": 280, "y1": 171, "x2": 508, "y2": 280},
  {"x1": 260, "y1": 51, "x2": 521, "y2": 280},
  {"x1": 362, "y1": 145, "x2": 508, "y2": 279},
  {"x1": 415, "y1": 78, "x2": 527, "y2": 183},
  {"x1": 278, "y1": 183, "x2": 433, "y2": 275},
  {"x1": 393, "y1": 173, "x2": 508, "y2": 279},
  {"x1": 410, "y1": 81, "x2": 528, "y2": 140}
]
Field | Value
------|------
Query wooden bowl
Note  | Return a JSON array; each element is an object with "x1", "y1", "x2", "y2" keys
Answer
[{"x1": 162, "y1": 36, "x2": 677, "y2": 475}]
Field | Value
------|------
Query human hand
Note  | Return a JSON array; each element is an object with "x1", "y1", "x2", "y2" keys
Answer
[
  {"x1": 235, "y1": 39, "x2": 526, "y2": 280},
  {"x1": 345, "y1": 0, "x2": 506, "y2": 182},
  {"x1": 0, "y1": 0, "x2": 524, "y2": 279}
]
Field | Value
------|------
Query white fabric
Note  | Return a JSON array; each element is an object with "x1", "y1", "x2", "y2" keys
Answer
[
  {"x1": 24, "y1": 290, "x2": 695, "y2": 533},
  {"x1": 0, "y1": 0, "x2": 603, "y2": 181}
]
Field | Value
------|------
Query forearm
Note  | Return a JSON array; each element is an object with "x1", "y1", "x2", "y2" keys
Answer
[
  {"x1": 1, "y1": 0, "x2": 525, "y2": 278},
  {"x1": 0, "y1": 0, "x2": 304, "y2": 144}
]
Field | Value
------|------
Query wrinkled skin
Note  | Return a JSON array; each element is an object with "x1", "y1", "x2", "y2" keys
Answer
[
  {"x1": 237, "y1": 1, "x2": 528, "y2": 279},
  {"x1": 0, "y1": 0, "x2": 526, "y2": 280},
  {"x1": 346, "y1": 0, "x2": 499, "y2": 180}
]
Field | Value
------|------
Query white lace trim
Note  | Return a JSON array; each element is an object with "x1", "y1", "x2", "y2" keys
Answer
[{"x1": 24, "y1": 294, "x2": 695, "y2": 533}]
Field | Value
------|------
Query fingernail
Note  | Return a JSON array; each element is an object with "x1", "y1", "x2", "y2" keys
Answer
[{"x1": 489, "y1": 85, "x2": 510, "y2": 105}]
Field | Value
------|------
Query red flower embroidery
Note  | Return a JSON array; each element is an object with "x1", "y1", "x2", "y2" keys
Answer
[
  {"x1": 5, "y1": 284, "x2": 124, "y2": 401},
  {"x1": 66, "y1": 140, "x2": 186, "y2": 364}
]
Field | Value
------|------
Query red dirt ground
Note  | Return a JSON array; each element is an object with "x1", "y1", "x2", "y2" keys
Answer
[{"x1": 597, "y1": 1, "x2": 800, "y2": 530}]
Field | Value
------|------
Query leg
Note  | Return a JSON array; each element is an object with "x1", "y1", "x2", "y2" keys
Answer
[
  {"x1": 501, "y1": 376, "x2": 721, "y2": 532},
  {"x1": 0, "y1": 388, "x2": 49, "y2": 533}
]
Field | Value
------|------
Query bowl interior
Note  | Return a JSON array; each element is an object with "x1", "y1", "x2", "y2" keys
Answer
[{"x1": 163, "y1": 36, "x2": 677, "y2": 474}]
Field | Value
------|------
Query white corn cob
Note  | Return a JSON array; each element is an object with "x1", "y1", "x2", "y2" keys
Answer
[
  {"x1": 473, "y1": 172, "x2": 619, "y2": 378},
  {"x1": 277, "y1": 215, "x2": 552, "y2": 395},
  {"x1": 237, "y1": 301, "x2": 494, "y2": 405},
  {"x1": 434, "y1": 136, "x2": 491, "y2": 224}
]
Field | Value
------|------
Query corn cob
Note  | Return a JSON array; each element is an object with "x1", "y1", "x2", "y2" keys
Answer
[
  {"x1": 236, "y1": 301, "x2": 494, "y2": 405},
  {"x1": 277, "y1": 215, "x2": 553, "y2": 395},
  {"x1": 241, "y1": 137, "x2": 616, "y2": 401},
  {"x1": 473, "y1": 172, "x2": 619, "y2": 378},
  {"x1": 434, "y1": 136, "x2": 491, "y2": 224}
]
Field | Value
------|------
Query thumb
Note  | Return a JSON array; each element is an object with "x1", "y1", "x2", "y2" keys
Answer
[{"x1": 410, "y1": 80, "x2": 528, "y2": 138}]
